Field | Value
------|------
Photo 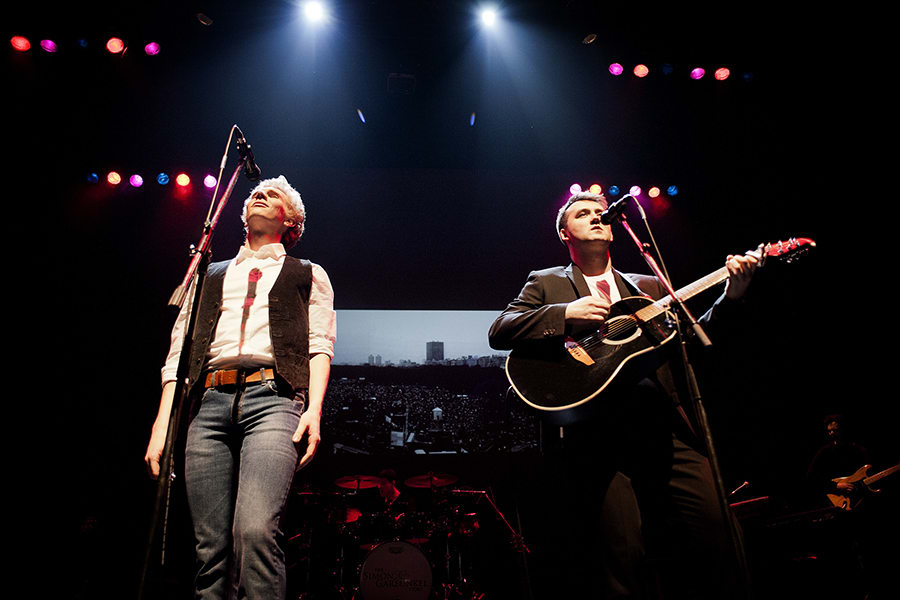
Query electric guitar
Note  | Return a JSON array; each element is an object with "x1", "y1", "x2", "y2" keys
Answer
[
  {"x1": 504, "y1": 237, "x2": 816, "y2": 424},
  {"x1": 827, "y1": 463, "x2": 900, "y2": 511}
]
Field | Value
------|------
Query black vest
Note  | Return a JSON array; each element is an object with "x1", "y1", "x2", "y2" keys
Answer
[{"x1": 187, "y1": 257, "x2": 313, "y2": 394}]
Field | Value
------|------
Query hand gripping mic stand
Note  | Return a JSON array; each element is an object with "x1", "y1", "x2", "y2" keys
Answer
[
  {"x1": 138, "y1": 126, "x2": 259, "y2": 599},
  {"x1": 606, "y1": 198, "x2": 751, "y2": 598}
]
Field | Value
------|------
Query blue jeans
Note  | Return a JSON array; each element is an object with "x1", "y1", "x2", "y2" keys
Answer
[{"x1": 185, "y1": 378, "x2": 305, "y2": 600}]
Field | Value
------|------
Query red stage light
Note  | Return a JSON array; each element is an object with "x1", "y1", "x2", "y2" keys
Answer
[
  {"x1": 648, "y1": 187, "x2": 661, "y2": 198},
  {"x1": 633, "y1": 64, "x2": 649, "y2": 78},
  {"x1": 107, "y1": 171, "x2": 122, "y2": 185},
  {"x1": 175, "y1": 173, "x2": 191, "y2": 187},
  {"x1": 589, "y1": 184, "x2": 602, "y2": 194},
  {"x1": 106, "y1": 37, "x2": 125, "y2": 54},
  {"x1": 715, "y1": 68, "x2": 731, "y2": 81},
  {"x1": 10, "y1": 36, "x2": 31, "y2": 51}
]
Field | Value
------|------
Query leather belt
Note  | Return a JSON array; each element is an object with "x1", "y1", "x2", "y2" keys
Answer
[{"x1": 204, "y1": 368, "x2": 276, "y2": 389}]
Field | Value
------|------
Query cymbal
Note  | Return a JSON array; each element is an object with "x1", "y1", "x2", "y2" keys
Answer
[
  {"x1": 404, "y1": 473, "x2": 459, "y2": 489},
  {"x1": 335, "y1": 475, "x2": 385, "y2": 490}
]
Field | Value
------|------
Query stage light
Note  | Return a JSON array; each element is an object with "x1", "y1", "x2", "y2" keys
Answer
[
  {"x1": 648, "y1": 187, "x2": 660, "y2": 198},
  {"x1": 633, "y1": 64, "x2": 649, "y2": 78},
  {"x1": 742, "y1": 72, "x2": 754, "y2": 82},
  {"x1": 40, "y1": 40, "x2": 58, "y2": 53},
  {"x1": 11, "y1": 36, "x2": 31, "y2": 51},
  {"x1": 690, "y1": 67, "x2": 705, "y2": 80},
  {"x1": 357, "y1": 108, "x2": 366, "y2": 123},
  {"x1": 175, "y1": 173, "x2": 191, "y2": 187},
  {"x1": 78, "y1": 39, "x2": 88, "y2": 49},
  {"x1": 86, "y1": 173, "x2": 99, "y2": 184},
  {"x1": 144, "y1": 42, "x2": 160, "y2": 56},
  {"x1": 629, "y1": 185, "x2": 642, "y2": 197},
  {"x1": 107, "y1": 171, "x2": 122, "y2": 185},
  {"x1": 480, "y1": 7, "x2": 498, "y2": 27},
  {"x1": 569, "y1": 183, "x2": 582, "y2": 195},
  {"x1": 589, "y1": 184, "x2": 602, "y2": 195},
  {"x1": 304, "y1": 1, "x2": 328, "y2": 23},
  {"x1": 609, "y1": 63, "x2": 624, "y2": 76},
  {"x1": 714, "y1": 67, "x2": 730, "y2": 81},
  {"x1": 662, "y1": 64, "x2": 674, "y2": 76},
  {"x1": 106, "y1": 37, "x2": 125, "y2": 54},
  {"x1": 608, "y1": 186, "x2": 620, "y2": 196},
  {"x1": 469, "y1": 112, "x2": 476, "y2": 127},
  {"x1": 667, "y1": 185, "x2": 679, "y2": 196},
  {"x1": 203, "y1": 175, "x2": 217, "y2": 188},
  {"x1": 157, "y1": 173, "x2": 170, "y2": 185},
  {"x1": 130, "y1": 174, "x2": 144, "y2": 188}
]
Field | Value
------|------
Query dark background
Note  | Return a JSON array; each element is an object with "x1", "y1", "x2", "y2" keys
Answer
[{"x1": 8, "y1": 1, "x2": 887, "y2": 598}]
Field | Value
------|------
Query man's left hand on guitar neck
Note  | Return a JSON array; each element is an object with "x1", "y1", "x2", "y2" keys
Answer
[{"x1": 724, "y1": 251, "x2": 761, "y2": 300}]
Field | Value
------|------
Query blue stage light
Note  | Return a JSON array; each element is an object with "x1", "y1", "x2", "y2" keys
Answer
[
  {"x1": 667, "y1": 185, "x2": 679, "y2": 196},
  {"x1": 607, "y1": 185, "x2": 620, "y2": 196},
  {"x1": 157, "y1": 173, "x2": 170, "y2": 185}
]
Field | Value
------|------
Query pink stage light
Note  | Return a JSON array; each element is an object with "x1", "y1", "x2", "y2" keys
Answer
[
  {"x1": 714, "y1": 67, "x2": 730, "y2": 81},
  {"x1": 144, "y1": 42, "x2": 160, "y2": 56},
  {"x1": 690, "y1": 67, "x2": 705, "y2": 80},
  {"x1": 633, "y1": 64, "x2": 649, "y2": 78},
  {"x1": 629, "y1": 185, "x2": 642, "y2": 197},
  {"x1": 40, "y1": 39, "x2": 58, "y2": 53},
  {"x1": 107, "y1": 172, "x2": 122, "y2": 185},
  {"x1": 129, "y1": 174, "x2": 144, "y2": 187},
  {"x1": 609, "y1": 63, "x2": 624, "y2": 76},
  {"x1": 203, "y1": 175, "x2": 217, "y2": 188},
  {"x1": 106, "y1": 37, "x2": 125, "y2": 54},
  {"x1": 569, "y1": 183, "x2": 582, "y2": 195},
  {"x1": 175, "y1": 173, "x2": 191, "y2": 187},
  {"x1": 11, "y1": 36, "x2": 31, "y2": 51}
]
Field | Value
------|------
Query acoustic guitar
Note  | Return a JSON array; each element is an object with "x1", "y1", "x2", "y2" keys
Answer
[{"x1": 505, "y1": 237, "x2": 816, "y2": 424}]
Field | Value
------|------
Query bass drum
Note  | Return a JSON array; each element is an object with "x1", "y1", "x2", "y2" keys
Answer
[{"x1": 358, "y1": 540, "x2": 432, "y2": 600}]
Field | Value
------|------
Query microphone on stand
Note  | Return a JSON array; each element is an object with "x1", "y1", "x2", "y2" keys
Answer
[
  {"x1": 600, "y1": 194, "x2": 632, "y2": 225},
  {"x1": 234, "y1": 127, "x2": 261, "y2": 182}
]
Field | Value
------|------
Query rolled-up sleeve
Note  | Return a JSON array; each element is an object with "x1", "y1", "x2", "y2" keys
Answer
[{"x1": 309, "y1": 263, "x2": 337, "y2": 358}]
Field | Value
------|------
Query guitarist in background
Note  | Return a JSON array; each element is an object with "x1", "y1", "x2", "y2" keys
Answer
[
  {"x1": 488, "y1": 191, "x2": 758, "y2": 599},
  {"x1": 807, "y1": 414, "x2": 871, "y2": 505}
]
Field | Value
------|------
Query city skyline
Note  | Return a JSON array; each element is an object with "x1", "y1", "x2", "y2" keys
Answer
[{"x1": 333, "y1": 310, "x2": 507, "y2": 365}]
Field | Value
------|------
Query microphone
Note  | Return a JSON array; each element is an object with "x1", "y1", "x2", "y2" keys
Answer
[
  {"x1": 234, "y1": 127, "x2": 261, "y2": 182},
  {"x1": 600, "y1": 194, "x2": 632, "y2": 225}
]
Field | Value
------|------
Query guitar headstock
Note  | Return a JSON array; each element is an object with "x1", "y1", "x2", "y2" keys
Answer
[{"x1": 757, "y1": 237, "x2": 816, "y2": 266}]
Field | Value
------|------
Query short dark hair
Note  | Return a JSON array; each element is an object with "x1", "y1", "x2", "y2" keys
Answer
[{"x1": 555, "y1": 191, "x2": 607, "y2": 243}]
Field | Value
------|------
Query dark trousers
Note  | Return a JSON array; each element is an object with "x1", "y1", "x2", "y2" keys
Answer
[{"x1": 536, "y1": 390, "x2": 741, "y2": 599}]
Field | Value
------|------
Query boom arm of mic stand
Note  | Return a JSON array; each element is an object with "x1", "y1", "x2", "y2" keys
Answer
[{"x1": 617, "y1": 215, "x2": 712, "y2": 347}]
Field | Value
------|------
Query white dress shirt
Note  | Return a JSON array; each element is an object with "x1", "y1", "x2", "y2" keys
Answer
[{"x1": 161, "y1": 243, "x2": 336, "y2": 385}]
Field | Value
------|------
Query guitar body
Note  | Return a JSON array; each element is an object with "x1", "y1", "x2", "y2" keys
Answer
[{"x1": 505, "y1": 296, "x2": 678, "y2": 424}]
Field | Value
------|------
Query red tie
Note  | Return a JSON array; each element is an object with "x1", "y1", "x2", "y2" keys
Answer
[{"x1": 596, "y1": 280, "x2": 611, "y2": 302}]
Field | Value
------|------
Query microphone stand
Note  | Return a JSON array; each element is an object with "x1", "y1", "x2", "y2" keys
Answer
[
  {"x1": 138, "y1": 129, "x2": 251, "y2": 600},
  {"x1": 608, "y1": 206, "x2": 751, "y2": 599}
]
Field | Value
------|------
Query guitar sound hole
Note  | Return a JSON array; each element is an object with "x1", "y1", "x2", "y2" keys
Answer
[{"x1": 602, "y1": 316, "x2": 641, "y2": 344}]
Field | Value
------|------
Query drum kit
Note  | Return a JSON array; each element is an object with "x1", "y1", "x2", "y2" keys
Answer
[{"x1": 288, "y1": 472, "x2": 526, "y2": 600}]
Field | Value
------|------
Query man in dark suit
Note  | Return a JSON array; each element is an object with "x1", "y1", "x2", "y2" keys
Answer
[{"x1": 489, "y1": 191, "x2": 757, "y2": 599}]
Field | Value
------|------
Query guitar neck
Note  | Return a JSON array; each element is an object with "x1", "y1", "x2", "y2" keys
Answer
[
  {"x1": 864, "y1": 463, "x2": 900, "y2": 485},
  {"x1": 635, "y1": 266, "x2": 730, "y2": 321}
]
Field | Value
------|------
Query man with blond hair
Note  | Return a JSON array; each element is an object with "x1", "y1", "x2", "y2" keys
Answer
[{"x1": 145, "y1": 175, "x2": 336, "y2": 599}]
